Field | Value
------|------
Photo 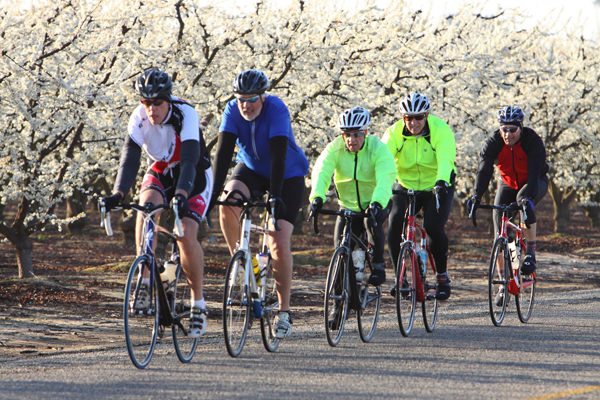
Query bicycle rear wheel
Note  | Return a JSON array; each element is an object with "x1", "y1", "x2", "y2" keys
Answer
[
  {"x1": 123, "y1": 256, "x2": 159, "y2": 369},
  {"x1": 396, "y1": 242, "x2": 416, "y2": 337},
  {"x1": 172, "y1": 266, "x2": 198, "y2": 363},
  {"x1": 516, "y1": 271, "x2": 536, "y2": 323},
  {"x1": 260, "y1": 256, "x2": 280, "y2": 352},
  {"x1": 488, "y1": 238, "x2": 510, "y2": 326},
  {"x1": 223, "y1": 250, "x2": 250, "y2": 357},
  {"x1": 357, "y1": 253, "x2": 381, "y2": 343},
  {"x1": 324, "y1": 247, "x2": 350, "y2": 347},
  {"x1": 422, "y1": 252, "x2": 438, "y2": 333}
]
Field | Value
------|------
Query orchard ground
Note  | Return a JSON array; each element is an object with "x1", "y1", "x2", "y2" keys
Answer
[{"x1": 1, "y1": 196, "x2": 599, "y2": 360}]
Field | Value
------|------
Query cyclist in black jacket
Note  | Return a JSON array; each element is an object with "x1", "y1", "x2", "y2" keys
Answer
[{"x1": 468, "y1": 106, "x2": 549, "y2": 275}]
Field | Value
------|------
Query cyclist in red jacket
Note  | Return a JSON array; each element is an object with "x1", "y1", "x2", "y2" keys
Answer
[{"x1": 468, "y1": 106, "x2": 549, "y2": 275}]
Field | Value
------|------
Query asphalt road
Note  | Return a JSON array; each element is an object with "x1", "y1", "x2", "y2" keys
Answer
[{"x1": 1, "y1": 286, "x2": 599, "y2": 400}]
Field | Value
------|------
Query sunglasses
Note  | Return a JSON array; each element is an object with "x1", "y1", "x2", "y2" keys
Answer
[
  {"x1": 403, "y1": 114, "x2": 426, "y2": 122},
  {"x1": 500, "y1": 126, "x2": 519, "y2": 134},
  {"x1": 236, "y1": 96, "x2": 260, "y2": 103},
  {"x1": 141, "y1": 98, "x2": 165, "y2": 107},
  {"x1": 342, "y1": 131, "x2": 365, "y2": 138}
]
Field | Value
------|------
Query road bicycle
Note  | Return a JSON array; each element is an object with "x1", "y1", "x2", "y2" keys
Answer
[
  {"x1": 392, "y1": 189, "x2": 439, "y2": 337},
  {"x1": 100, "y1": 199, "x2": 198, "y2": 369},
  {"x1": 470, "y1": 201, "x2": 536, "y2": 326},
  {"x1": 308, "y1": 207, "x2": 382, "y2": 347},
  {"x1": 215, "y1": 189, "x2": 280, "y2": 357}
]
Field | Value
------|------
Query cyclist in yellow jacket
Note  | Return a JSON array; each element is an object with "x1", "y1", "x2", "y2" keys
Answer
[
  {"x1": 382, "y1": 93, "x2": 457, "y2": 300},
  {"x1": 310, "y1": 107, "x2": 396, "y2": 286}
]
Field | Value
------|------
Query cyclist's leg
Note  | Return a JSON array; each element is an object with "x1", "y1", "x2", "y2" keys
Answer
[
  {"x1": 422, "y1": 186, "x2": 454, "y2": 300},
  {"x1": 517, "y1": 177, "x2": 548, "y2": 274},
  {"x1": 365, "y1": 200, "x2": 391, "y2": 285},
  {"x1": 268, "y1": 176, "x2": 304, "y2": 338},
  {"x1": 137, "y1": 170, "x2": 168, "y2": 255},
  {"x1": 387, "y1": 184, "x2": 409, "y2": 270},
  {"x1": 218, "y1": 163, "x2": 253, "y2": 255}
]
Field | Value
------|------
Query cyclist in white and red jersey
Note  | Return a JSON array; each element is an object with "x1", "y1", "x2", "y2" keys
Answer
[
  {"x1": 102, "y1": 69, "x2": 212, "y2": 338},
  {"x1": 468, "y1": 106, "x2": 549, "y2": 276}
]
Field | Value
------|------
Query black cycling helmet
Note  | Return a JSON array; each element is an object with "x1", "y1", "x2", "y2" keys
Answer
[
  {"x1": 497, "y1": 106, "x2": 525, "y2": 124},
  {"x1": 136, "y1": 69, "x2": 172, "y2": 99},
  {"x1": 232, "y1": 69, "x2": 270, "y2": 95}
]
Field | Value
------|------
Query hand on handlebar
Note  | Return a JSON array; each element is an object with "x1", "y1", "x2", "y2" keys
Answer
[
  {"x1": 467, "y1": 195, "x2": 481, "y2": 217},
  {"x1": 367, "y1": 202, "x2": 382, "y2": 228},
  {"x1": 310, "y1": 197, "x2": 323, "y2": 214},
  {"x1": 171, "y1": 193, "x2": 189, "y2": 217},
  {"x1": 101, "y1": 193, "x2": 123, "y2": 212},
  {"x1": 433, "y1": 180, "x2": 449, "y2": 213},
  {"x1": 268, "y1": 195, "x2": 286, "y2": 220}
]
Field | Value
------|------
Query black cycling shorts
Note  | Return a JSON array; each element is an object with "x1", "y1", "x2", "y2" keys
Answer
[{"x1": 228, "y1": 162, "x2": 305, "y2": 224}]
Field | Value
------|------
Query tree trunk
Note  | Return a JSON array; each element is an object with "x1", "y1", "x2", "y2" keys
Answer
[
  {"x1": 293, "y1": 183, "x2": 310, "y2": 236},
  {"x1": 582, "y1": 206, "x2": 600, "y2": 228},
  {"x1": 548, "y1": 180, "x2": 577, "y2": 234},
  {"x1": 66, "y1": 189, "x2": 88, "y2": 235},
  {"x1": 15, "y1": 234, "x2": 34, "y2": 278}
]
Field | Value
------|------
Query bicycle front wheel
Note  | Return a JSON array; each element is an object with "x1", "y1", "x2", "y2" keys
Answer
[
  {"x1": 488, "y1": 238, "x2": 510, "y2": 326},
  {"x1": 324, "y1": 247, "x2": 350, "y2": 347},
  {"x1": 123, "y1": 256, "x2": 159, "y2": 369},
  {"x1": 172, "y1": 266, "x2": 198, "y2": 363},
  {"x1": 357, "y1": 253, "x2": 381, "y2": 343},
  {"x1": 516, "y1": 271, "x2": 536, "y2": 323},
  {"x1": 422, "y1": 252, "x2": 438, "y2": 333},
  {"x1": 223, "y1": 250, "x2": 250, "y2": 357},
  {"x1": 396, "y1": 242, "x2": 416, "y2": 337},
  {"x1": 260, "y1": 256, "x2": 280, "y2": 352}
]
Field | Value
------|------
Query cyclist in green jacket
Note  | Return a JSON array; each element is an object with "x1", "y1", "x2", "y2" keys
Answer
[
  {"x1": 382, "y1": 93, "x2": 457, "y2": 300},
  {"x1": 310, "y1": 107, "x2": 396, "y2": 286}
]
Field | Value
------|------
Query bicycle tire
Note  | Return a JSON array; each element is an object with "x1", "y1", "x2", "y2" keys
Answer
[
  {"x1": 123, "y1": 255, "x2": 159, "y2": 369},
  {"x1": 260, "y1": 256, "x2": 280, "y2": 352},
  {"x1": 516, "y1": 271, "x2": 536, "y2": 323},
  {"x1": 488, "y1": 238, "x2": 510, "y2": 326},
  {"x1": 172, "y1": 265, "x2": 198, "y2": 363},
  {"x1": 324, "y1": 247, "x2": 350, "y2": 347},
  {"x1": 396, "y1": 242, "x2": 416, "y2": 337},
  {"x1": 223, "y1": 250, "x2": 250, "y2": 357},
  {"x1": 422, "y1": 250, "x2": 438, "y2": 333},
  {"x1": 357, "y1": 252, "x2": 381, "y2": 343}
]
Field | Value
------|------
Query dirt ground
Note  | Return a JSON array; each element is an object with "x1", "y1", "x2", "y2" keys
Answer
[{"x1": 1, "y1": 196, "x2": 599, "y2": 360}]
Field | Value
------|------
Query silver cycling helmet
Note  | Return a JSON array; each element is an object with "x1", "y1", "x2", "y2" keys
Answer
[
  {"x1": 232, "y1": 69, "x2": 270, "y2": 95},
  {"x1": 398, "y1": 93, "x2": 431, "y2": 115},
  {"x1": 337, "y1": 106, "x2": 371, "y2": 131},
  {"x1": 136, "y1": 69, "x2": 172, "y2": 99},
  {"x1": 497, "y1": 106, "x2": 525, "y2": 124}
]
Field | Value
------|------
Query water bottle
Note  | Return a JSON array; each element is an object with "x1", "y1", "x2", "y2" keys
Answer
[
  {"x1": 252, "y1": 256, "x2": 261, "y2": 286},
  {"x1": 352, "y1": 249, "x2": 365, "y2": 283},
  {"x1": 256, "y1": 253, "x2": 269, "y2": 285},
  {"x1": 508, "y1": 237, "x2": 519, "y2": 270},
  {"x1": 418, "y1": 248, "x2": 428, "y2": 279},
  {"x1": 160, "y1": 260, "x2": 178, "y2": 290}
]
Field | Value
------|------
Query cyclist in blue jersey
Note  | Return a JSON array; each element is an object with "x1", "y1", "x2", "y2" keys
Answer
[
  {"x1": 102, "y1": 69, "x2": 212, "y2": 338},
  {"x1": 210, "y1": 69, "x2": 309, "y2": 339}
]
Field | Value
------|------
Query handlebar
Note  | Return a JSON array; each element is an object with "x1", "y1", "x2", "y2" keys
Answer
[
  {"x1": 392, "y1": 188, "x2": 441, "y2": 212},
  {"x1": 307, "y1": 208, "x2": 371, "y2": 235},
  {"x1": 468, "y1": 201, "x2": 525, "y2": 228},
  {"x1": 215, "y1": 189, "x2": 280, "y2": 232},
  {"x1": 99, "y1": 201, "x2": 177, "y2": 236}
]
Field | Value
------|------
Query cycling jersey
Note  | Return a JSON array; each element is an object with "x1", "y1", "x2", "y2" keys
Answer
[
  {"x1": 381, "y1": 115, "x2": 457, "y2": 189},
  {"x1": 310, "y1": 135, "x2": 396, "y2": 212},
  {"x1": 474, "y1": 127, "x2": 549, "y2": 199},
  {"x1": 218, "y1": 95, "x2": 308, "y2": 180},
  {"x1": 114, "y1": 96, "x2": 210, "y2": 196}
]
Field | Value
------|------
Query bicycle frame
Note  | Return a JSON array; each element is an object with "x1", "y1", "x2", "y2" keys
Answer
[{"x1": 399, "y1": 190, "x2": 437, "y2": 302}]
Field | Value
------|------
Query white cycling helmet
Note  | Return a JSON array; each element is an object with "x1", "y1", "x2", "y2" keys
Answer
[
  {"x1": 337, "y1": 106, "x2": 371, "y2": 131},
  {"x1": 399, "y1": 93, "x2": 431, "y2": 115}
]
